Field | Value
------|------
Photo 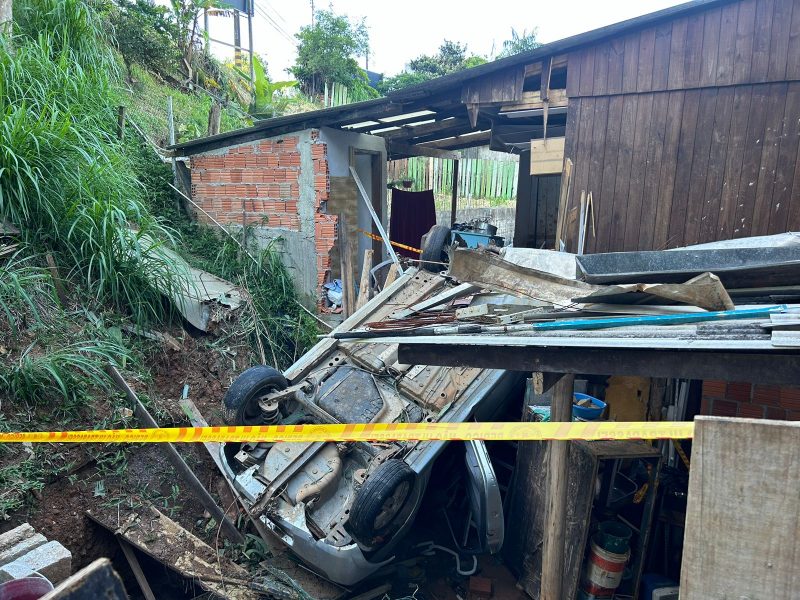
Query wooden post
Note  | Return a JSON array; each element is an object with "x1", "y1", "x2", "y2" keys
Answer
[
  {"x1": 116, "y1": 106, "x2": 126, "y2": 141},
  {"x1": 356, "y1": 249, "x2": 374, "y2": 309},
  {"x1": 339, "y1": 215, "x2": 356, "y2": 317},
  {"x1": 207, "y1": 102, "x2": 221, "y2": 137},
  {"x1": 541, "y1": 373, "x2": 574, "y2": 600},
  {"x1": 450, "y1": 159, "x2": 460, "y2": 226}
]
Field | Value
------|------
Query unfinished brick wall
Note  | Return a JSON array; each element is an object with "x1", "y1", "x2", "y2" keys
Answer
[
  {"x1": 311, "y1": 135, "x2": 338, "y2": 296},
  {"x1": 700, "y1": 381, "x2": 800, "y2": 420},
  {"x1": 189, "y1": 136, "x2": 302, "y2": 229},
  {"x1": 188, "y1": 130, "x2": 343, "y2": 307}
]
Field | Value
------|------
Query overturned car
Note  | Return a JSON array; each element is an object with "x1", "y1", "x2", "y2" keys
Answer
[{"x1": 219, "y1": 268, "x2": 522, "y2": 586}]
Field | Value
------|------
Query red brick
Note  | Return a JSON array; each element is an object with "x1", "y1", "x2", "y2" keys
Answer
[
  {"x1": 786, "y1": 411, "x2": 800, "y2": 421},
  {"x1": 765, "y1": 407, "x2": 788, "y2": 420},
  {"x1": 726, "y1": 382, "x2": 752, "y2": 403},
  {"x1": 700, "y1": 397, "x2": 713, "y2": 415},
  {"x1": 752, "y1": 385, "x2": 781, "y2": 406},
  {"x1": 712, "y1": 399, "x2": 738, "y2": 417},
  {"x1": 779, "y1": 387, "x2": 800, "y2": 411},
  {"x1": 702, "y1": 380, "x2": 726, "y2": 399},
  {"x1": 737, "y1": 403, "x2": 765, "y2": 419}
]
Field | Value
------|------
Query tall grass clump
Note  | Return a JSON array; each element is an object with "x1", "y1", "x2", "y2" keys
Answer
[
  {"x1": 0, "y1": 0, "x2": 186, "y2": 326},
  {"x1": 0, "y1": 253, "x2": 51, "y2": 335}
]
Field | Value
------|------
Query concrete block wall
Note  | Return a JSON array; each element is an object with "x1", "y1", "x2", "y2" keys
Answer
[{"x1": 701, "y1": 381, "x2": 800, "y2": 420}]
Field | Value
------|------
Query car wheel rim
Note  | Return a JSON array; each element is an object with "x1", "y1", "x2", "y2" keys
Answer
[{"x1": 374, "y1": 480, "x2": 410, "y2": 530}]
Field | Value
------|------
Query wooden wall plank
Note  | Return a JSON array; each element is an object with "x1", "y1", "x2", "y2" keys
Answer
[
  {"x1": 568, "y1": 98, "x2": 595, "y2": 250},
  {"x1": 592, "y1": 41, "x2": 610, "y2": 96},
  {"x1": 788, "y1": 0, "x2": 800, "y2": 79},
  {"x1": 606, "y1": 38, "x2": 625, "y2": 95},
  {"x1": 566, "y1": 50, "x2": 582, "y2": 97},
  {"x1": 668, "y1": 17, "x2": 689, "y2": 89},
  {"x1": 768, "y1": 0, "x2": 793, "y2": 80},
  {"x1": 767, "y1": 81, "x2": 800, "y2": 233},
  {"x1": 636, "y1": 28, "x2": 656, "y2": 92},
  {"x1": 653, "y1": 91, "x2": 685, "y2": 250},
  {"x1": 717, "y1": 85, "x2": 754, "y2": 238},
  {"x1": 683, "y1": 87, "x2": 719, "y2": 246},
  {"x1": 607, "y1": 95, "x2": 638, "y2": 251},
  {"x1": 596, "y1": 96, "x2": 624, "y2": 253},
  {"x1": 699, "y1": 7, "x2": 722, "y2": 87},
  {"x1": 680, "y1": 418, "x2": 800, "y2": 600},
  {"x1": 621, "y1": 32, "x2": 641, "y2": 94},
  {"x1": 637, "y1": 93, "x2": 670, "y2": 250},
  {"x1": 733, "y1": 0, "x2": 756, "y2": 84},
  {"x1": 732, "y1": 83, "x2": 770, "y2": 237},
  {"x1": 683, "y1": 12, "x2": 706, "y2": 88},
  {"x1": 666, "y1": 89, "x2": 701, "y2": 248},
  {"x1": 750, "y1": 82, "x2": 788, "y2": 235},
  {"x1": 578, "y1": 48, "x2": 596, "y2": 97},
  {"x1": 651, "y1": 23, "x2": 673, "y2": 91},
  {"x1": 586, "y1": 98, "x2": 609, "y2": 251},
  {"x1": 749, "y1": 0, "x2": 775, "y2": 82},
  {"x1": 699, "y1": 87, "x2": 735, "y2": 243},
  {"x1": 716, "y1": 2, "x2": 739, "y2": 85},
  {"x1": 623, "y1": 94, "x2": 654, "y2": 250}
]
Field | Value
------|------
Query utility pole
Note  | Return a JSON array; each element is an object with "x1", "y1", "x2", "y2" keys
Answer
[
  {"x1": 203, "y1": 8, "x2": 209, "y2": 54},
  {"x1": 233, "y1": 10, "x2": 242, "y2": 70},
  {"x1": 247, "y1": 0, "x2": 255, "y2": 92},
  {"x1": 310, "y1": 0, "x2": 314, "y2": 25}
]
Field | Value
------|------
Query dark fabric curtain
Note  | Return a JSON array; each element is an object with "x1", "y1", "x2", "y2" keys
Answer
[{"x1": 389, "y1": 188, "x2": 437, "y2": 257}]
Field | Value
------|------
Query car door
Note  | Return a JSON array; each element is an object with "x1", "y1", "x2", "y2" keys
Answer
[{"x1": 464, "y1": 439, "x2": 504, "y2": 554}]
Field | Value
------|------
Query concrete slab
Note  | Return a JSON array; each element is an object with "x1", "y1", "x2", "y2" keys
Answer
[
  {"x1": 0, "y1": 524, "x2": 36, "y2": 553},
  {"x1": 0, "y1": 532, "x2": 47, "y2": 565},
  {"x1": 0, "y1": 541, "x2": 72, "y2": 584}
]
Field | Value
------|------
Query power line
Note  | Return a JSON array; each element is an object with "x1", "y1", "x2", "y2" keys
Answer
[{"x1": 253, "y1": 5, "x2": 295, "y2": 45}]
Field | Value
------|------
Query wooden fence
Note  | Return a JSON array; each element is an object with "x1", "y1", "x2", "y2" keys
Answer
[{"x1": 388, "y1": 157, "x2": 519, "y2": 209}]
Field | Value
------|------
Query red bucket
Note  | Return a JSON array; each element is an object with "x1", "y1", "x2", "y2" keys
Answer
[{"x1": 0, "y1": 576, "x2": 55, "y2": 600}]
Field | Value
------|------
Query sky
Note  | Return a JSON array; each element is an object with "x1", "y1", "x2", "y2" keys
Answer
[{"x1": 207, "y1": 0, "x2": 687, "y2": 80}]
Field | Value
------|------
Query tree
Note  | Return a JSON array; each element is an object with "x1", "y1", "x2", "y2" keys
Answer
[
  {"x1": 497, "y1": 28, "x2": 540, "y2": 58},
  {"x1": 168, "y1": 0, "x2": 214, "y2": 73},
  {"x1": 378, "y1": 40, "x2": 487, "y2": 94},
  {"x1": 106, "y1": 0, "x2": 180, "y2": 78},
  {"x1": 290, "y1": 9, "x2": 371, "y2": 99}
]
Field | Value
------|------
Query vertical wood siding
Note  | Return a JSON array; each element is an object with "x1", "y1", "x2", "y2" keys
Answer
[{"x1": 563, "y1": 0, "x2": 800, "y2": 252}]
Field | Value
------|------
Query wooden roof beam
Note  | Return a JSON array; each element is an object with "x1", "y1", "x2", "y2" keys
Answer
[
  {"x1": 387, "y1": 142, "x2": 461, "y2": 160},
  {"x1": 421, "y1": 130, "x2": 492, "y2": 149}
]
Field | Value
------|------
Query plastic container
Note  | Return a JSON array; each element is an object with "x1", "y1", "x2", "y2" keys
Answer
[
  {"x1": 597, "y1": 520, "x2": 633, "y2": 553},
  {"x1": 581, "y1": 535, "x2": 630, "y2": 598},
  {"x1": 572, "y1": 393, "x2": 606, "y2": 420},
  {"x1": 0, "y1": 576, "x2": 55, "y2": 600}
]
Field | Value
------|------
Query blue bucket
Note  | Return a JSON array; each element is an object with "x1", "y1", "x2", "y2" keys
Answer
[{"x1": 572, "y1": 393, "x2": 606, "y2": 420}]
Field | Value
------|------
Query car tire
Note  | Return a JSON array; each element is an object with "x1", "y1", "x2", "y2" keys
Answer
[
  {"x1": 419, "y1": 225, "x2": 451, "y2": 272},
  {"x1": 222, "y1": 366, "x2": 288, "y2": 425},
  {"x1": 348, "y1": 459, "x2": 416, "y2": 546}
]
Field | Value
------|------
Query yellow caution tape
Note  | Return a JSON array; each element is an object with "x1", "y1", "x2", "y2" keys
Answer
[
  {"x1": 356, "y1": 228, "x2": 422, "y2": 254},
  {"x1": 0, "y1": 421, "x2": 693, "y2": 443}
]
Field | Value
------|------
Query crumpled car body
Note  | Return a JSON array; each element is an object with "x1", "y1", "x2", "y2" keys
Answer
[{"x1": 219, "y1": 268, "x2": 521, "y2": 586}]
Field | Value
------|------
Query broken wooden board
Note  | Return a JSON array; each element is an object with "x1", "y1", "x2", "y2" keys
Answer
[
  {"x1": 681, "y1": 417, "x2": 800, "y2": 599},
  {"x1": 448, "y1": 248, "x2": 598, "y2": 308},
  {"x1": 87, "y1": 505, "x2": 259, "y2": 600},
  {"x1": 575, "y1": 272, "x2": 735, "y2": 311},
  {"x1": 40, "y1": 558, "x2": 127, "y2": 600}
]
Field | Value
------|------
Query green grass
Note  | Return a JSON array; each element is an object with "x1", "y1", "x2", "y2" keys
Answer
[{"x1": 123, "y1": 64, "x2": 249, "y2": 147}]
